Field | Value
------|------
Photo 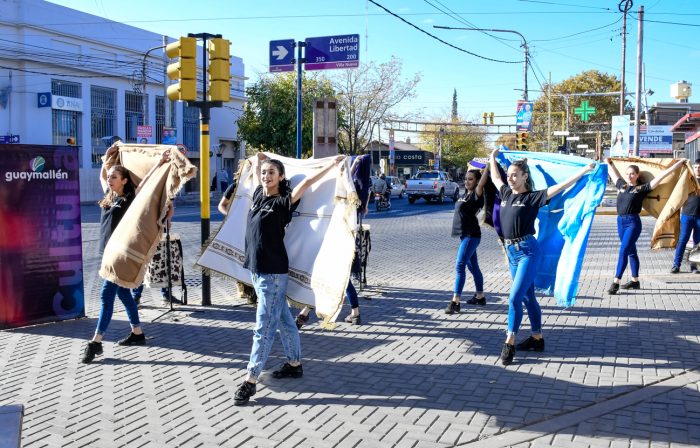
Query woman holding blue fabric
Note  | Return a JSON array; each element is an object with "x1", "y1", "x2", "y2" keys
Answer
[
  {"x1": 489, "y1": 149, "x2": 595, "y2": 366},
  {"x1": 606, "y1": 158, "x2": 686, "y2": 294},
  {"x1": 445, "y1": 165, "x2": 490, "y2": 314}
]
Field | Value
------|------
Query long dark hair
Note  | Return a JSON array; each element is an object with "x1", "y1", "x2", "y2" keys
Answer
[
  {"x1": 98, "y1": 165, "x2": 135, "y2": 209},
  {"x1": 262, "y1": 159, "x2": 292, "y2": 196},
  {"x1": 511, "y1": 158, "x2": 535, "y2": 192}
]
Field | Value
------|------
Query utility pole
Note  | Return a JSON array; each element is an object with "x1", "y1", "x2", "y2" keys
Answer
[
  {"x1": 618, "y1": 0, "x2": 633, "y2": 115},
  {"x1": 163, "y1": 35, "x2": 170, "y2": 135},
  {"x1": 296, "y1": 41, "x2": 305, "y2": 159},
  {"x1": 633, "y1": 5, "x2": 644, "y2": 157},
  {"x1": 547, "y1": 72, "x2": 552, "y2": 151}
]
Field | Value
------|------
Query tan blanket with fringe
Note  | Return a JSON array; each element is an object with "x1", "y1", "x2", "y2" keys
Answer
[
  {"x1": 196, "y1": 154, "x2": 358, "y2": 328},
  {"x1": 99, "y1": 143, "x2": 197, "y2": 288},
  {"x1": 609, "y1": 157, "x2": 700, "y2": 249}
]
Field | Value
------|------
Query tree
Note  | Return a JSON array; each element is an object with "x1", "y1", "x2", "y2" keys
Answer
[
  {"x1": 451, "y1": 89, "x2": 458, "y2": 121},
  {"x1": 495, "y1": 133, "x2": 516, "y2": 150},
  {"x1": 421, "y1": 118, "x2": 489, "y2": 170},
  {"x1": 237, "y1": 72, "x2": 337, "y2": 157},
  {"x1": 332, "y1": 57, "x2": 421, "y2": 154},
  {"x1": 530, "y1": 70, "x2": 632, "y2": 152}
]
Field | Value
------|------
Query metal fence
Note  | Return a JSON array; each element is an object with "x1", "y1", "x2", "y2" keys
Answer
[
  {"x1": 90, "y1": 86, "x2": 117, "y2": 166},
  {"x1": 51, "y1": 80, "x2": 82, "y2": 163},
  {"x1": 125, "y1": 91, "x2": 147, "y2": 143}
]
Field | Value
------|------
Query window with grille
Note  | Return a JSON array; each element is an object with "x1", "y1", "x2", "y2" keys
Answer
[
  {"x1": 51, "y1": 79, "x2": 82, "y2": 163},
  {"x1": 125, "y1": 91, "x2": 148, "y2": 143},
  {"x1": 183, "y1": 103, "x2": 200, "y2": 152},
  {"x1": 155, "y1": 96, "x2": 176, "y2": 144},
  {"x1": 90, "y1": 86, "x2": 117, "y2": 166}
]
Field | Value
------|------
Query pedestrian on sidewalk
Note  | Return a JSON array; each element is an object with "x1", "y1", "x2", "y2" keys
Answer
[
  {"x1": 234, "y1": 153, "x2": 345, "y2": 406},
  {"x1": 82, "y1": 149, "x2": 171, "y2": 364},
  {"x1": 606, "y1": 158, "x2": 686, "y2": 294},
  {"x1": 671, "y1": 158, "x2": 700, "y2": 274},
  {"x1": 445, "y1": 164, "x2": 490, "y2": 314},
  {"x1": 489, "y1": 149, "x2": 595, "y2": 366}
]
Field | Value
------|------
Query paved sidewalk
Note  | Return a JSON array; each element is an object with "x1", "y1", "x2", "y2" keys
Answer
[{"x1": 1, "y1": 210, "x2": 699, "y2": 448}]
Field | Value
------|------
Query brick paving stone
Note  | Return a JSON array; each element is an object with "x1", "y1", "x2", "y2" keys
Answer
[{"x1": 3, "y1": 210, "x2": 700, "y2": 447}]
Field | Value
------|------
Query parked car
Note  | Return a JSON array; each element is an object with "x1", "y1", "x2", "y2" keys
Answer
[
  {"x1": 368, "y1": 175, "x2": 405, "y2": 201},
  {"x1": 405, "y1": 170, "x2": 459, "y2": 204},
  {"x1": 386, "y1": 176, "x2": 406, "y2": 199}
]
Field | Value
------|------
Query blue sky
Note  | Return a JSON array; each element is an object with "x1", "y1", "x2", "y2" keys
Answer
[{"x1": 47, "y1": 0, "x2": 699, "y2": 143}]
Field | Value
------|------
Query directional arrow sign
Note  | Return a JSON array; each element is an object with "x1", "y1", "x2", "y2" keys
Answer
[
  {"x1": 305, "y1": 34, "x2": 359, "y2": 71},
  {"x1": 269, "y1": 39, "x2": 295, "y2": 73}
]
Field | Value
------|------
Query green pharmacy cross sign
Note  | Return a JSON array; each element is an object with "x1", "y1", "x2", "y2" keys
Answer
[{"x1": 574, "y1": 100, "x2": 596, "y2": 122}]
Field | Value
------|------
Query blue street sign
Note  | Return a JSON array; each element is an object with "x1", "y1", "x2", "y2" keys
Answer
[
  {"x1": 37, "y1": 92, "x2": 51, "y2": 108},
  {"x1": 305, "y1": 34, "x2": 360, "y2": 71},
  {"x1": 0, "y1": 134, "x2": 20, "y2": 144},
  {"x1": 269, "y1": 39, "x2": 296, "y2": 73}
]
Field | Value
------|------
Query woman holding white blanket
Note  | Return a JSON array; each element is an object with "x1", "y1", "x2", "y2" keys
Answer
[{"x1": 234, "y1": 153, "x2": 345, "y2": 406}]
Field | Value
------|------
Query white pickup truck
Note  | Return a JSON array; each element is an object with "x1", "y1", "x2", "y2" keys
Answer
[{"x1": 405, "y1": 171, "x2": 460, "y2": 204}]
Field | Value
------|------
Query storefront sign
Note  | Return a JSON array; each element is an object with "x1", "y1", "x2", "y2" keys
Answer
[{"x1": 51, "y1": 95, "x2": 83, "y2": 112}]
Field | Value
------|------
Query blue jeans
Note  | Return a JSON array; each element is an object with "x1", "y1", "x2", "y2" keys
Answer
[
  {"x1": 346, "y1": 280, "x2": 359, "y2": 308},
  {"x1": 673, "y1": 214, "x2": 700, "y2": 268},
  {"x1": 615, "y1": 214, "x2": 643, "y2": 279},
  {"x1": 96, "y1": 279, "x2": 141, "y2": 335},
  {"x1": 505, "y1": 235, "x2": 542, "y2": 336},
  {"x1": 453, "y1": 236, "x2": 483, "y2": 296},
  {"x1": 247, "y1": 273, "x2": 301, "y2": 380}
]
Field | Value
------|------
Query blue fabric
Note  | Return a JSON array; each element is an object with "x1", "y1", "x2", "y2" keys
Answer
[
  {"x1": 496, "y1": 151, "x2": 607, "y2": 307},
  {"x1": 673, "y1": 214, "x2": 700, "y2": 268},
  {"x1": 352, "y1": 154, "x2": 372, "y2": 209},
  {"x1": 616, "y1": 214, "x2": 643, "y2": 278},
  {"x1": 453, "y1": 236, "x2": 483, "y2": 295},
  {"x1": 505, "y1": 235, "x2": 542, "y2": 335}
]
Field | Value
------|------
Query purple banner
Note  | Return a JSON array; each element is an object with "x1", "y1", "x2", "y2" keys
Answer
[{"x1": 0, "y1": 144, "x2": 84, "y2": 328}]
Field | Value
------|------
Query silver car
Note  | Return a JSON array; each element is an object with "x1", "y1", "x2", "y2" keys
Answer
[{"x1": 386, "y1": 176, "x2": 406, "y2": 199}]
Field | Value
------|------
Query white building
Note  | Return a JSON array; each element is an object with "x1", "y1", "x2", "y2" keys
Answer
[{"x1": 0, "y1": 0, "x2": 246, "y2": 201}]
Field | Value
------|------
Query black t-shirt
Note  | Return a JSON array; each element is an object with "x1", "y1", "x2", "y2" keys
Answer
[
  {"x1": 244, "y1": 185, "x2": 300, "y2": 274},
  {"x1": 99, "y1": 192, "x2": 133, "y2": 253},
  {"x1": 682, "y1": 181, "x2": 700, "y2": 216},
  {"x1": 615, "y1": 179, "x2": 652, "y2": 215},
  {"x1": 499, "y1": 185, "x2": 548, "y2": 240},
  {"x1": 452, "y1": 190, "x2": 483, "y2": 238}
]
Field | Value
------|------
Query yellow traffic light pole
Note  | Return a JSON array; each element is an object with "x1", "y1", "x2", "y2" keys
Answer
[{"x1": 166, "y1": 33, "x2": 230, "y2": 306}]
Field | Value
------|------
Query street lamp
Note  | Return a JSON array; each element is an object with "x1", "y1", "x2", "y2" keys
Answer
[{"x1": 434, "y1": 26, "x2": 529, "y2": 100}]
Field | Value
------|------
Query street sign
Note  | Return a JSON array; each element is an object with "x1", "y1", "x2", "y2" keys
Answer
[
  {"x1": 269, "y1": 39, "x2": 295, "y2": 72},
  {"x1": 137, "y1": 125, "x2": 152, "y2": 138},
  {"x1": 566, "y1": 136, "x2": 580, "y2": 141},
  {"x1": 553, "y1": 131, "x2": 569, "y2": 136},
  {"x1": 305, "y1": 34, "x2": 359, "y2": 71},
  {"x1": 577, "y1": 144, "x2": 589, "y2": 149},
  {"x1": 0, "y1": 134, "x2": 20, "y2": 144}
]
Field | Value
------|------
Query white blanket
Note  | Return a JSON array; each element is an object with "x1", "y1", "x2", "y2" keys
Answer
[{"x1": 196, "y1": 154, "x2": 359, "y2": 327}]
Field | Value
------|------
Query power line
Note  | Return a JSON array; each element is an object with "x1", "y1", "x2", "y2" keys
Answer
[
  {"x1": 530, "y1": 17, "x2": 622, "y2": 42},
  {"x1": 629, "y1": 15, "x2": 700, "y2": 27},
  {"x1": 367, "y1": 0, "x2": 522, "y2": 64}
]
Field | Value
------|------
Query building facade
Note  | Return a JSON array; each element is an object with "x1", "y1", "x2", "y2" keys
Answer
[
  {"x1": 367, "y1": 140, "x2": 434, "y2": 180},
  {"x1": 0, "y1": 0, "x2": 246, "y2": 201}
]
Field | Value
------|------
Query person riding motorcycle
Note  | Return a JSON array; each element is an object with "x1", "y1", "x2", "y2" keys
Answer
[{"x1": 373, "y1": 174, "x2": 391, "y2": 207}]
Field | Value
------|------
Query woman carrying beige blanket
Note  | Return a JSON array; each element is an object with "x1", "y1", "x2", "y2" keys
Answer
[{"x1": 82, "y1": 149, "x2": 170, "y2": 364}]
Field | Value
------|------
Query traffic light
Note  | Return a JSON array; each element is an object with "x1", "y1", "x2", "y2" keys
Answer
[
  {"x1": 166, "y1": 37, "x2": 197, "y2": 102},
  {"x1": 517, "y1": 132, "x2": 529, "y2": 150},
  {"x1": 208, "y1": 38, "x2": 231, "y2": 102},
  {"x1": 482, "y1": 112, "x2": 487, "y2": 125},
  {"x1": 489, "y1": 112, "x2": 494, "y2": 124}
]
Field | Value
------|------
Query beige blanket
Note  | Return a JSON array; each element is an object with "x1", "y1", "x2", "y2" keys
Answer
[
  {"x1": 99, "y1": 143, "x2": 197, "y2": 288},
  {"x1": 197, "y1": 154, "x2": 359, "y2": 328},
  {"x1": 609, "y1": 157, "x2": 700, "y2": 249}
]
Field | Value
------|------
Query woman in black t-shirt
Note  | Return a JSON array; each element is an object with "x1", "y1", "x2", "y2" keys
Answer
[
  {"x1": 605, "y1": 158, "x2": 686, "y2": 294},
  {"x1": 445, "y1": 165, "x2": 490, "y2": 314},
  {"x1": 234, "y1": 153, "x2": 345, "y2": 406},
  {"x1": 82, "y1": 150, "x2": 171, "y2": 364},
  {"x1": 489, "y1": 149, "x2": 595, "y2": 366}
]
